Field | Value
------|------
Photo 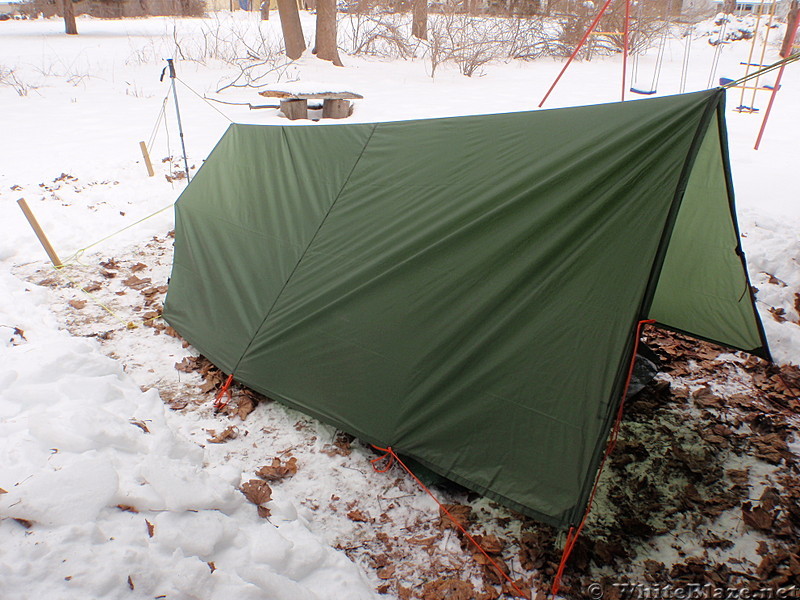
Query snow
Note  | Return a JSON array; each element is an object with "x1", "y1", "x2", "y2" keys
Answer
[
  {"x1": 1, "y1": 10, "x2": 799, "y2": 599},
  {"x1": 0, "y1": 267, "x2": 377, "y2": 598}
]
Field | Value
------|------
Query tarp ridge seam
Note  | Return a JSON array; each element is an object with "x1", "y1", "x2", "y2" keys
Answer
[{"x1": 230, "y1": 123, "x2": 380, "y2": 374}]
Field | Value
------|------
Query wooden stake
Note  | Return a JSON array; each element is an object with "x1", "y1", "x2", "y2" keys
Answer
[
  {"x1": 17, "y1": 198, "x2": 63, "y2": 268},
  {"x1": 139, "y1": 141, "x2": 155, "y2": 177}
]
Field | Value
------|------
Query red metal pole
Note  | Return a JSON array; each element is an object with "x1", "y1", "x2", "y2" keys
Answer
[
  {"x1": 539, "y1": 0, "x2": 617, "y2": 108},
  {"x1": 753, "y1": 62, "x2": 788, "y2": 150},
  {"x1": 622, "y1": 0, "x2": 631, "y2": 101},
  {"x1": 754, "y1": 17, "x2": 800, "y2": 149}
]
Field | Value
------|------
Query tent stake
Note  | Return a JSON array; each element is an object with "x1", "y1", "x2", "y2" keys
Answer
[
  {"x1": 139, "y1": 141, "x2": 155, "y2": 177},
  {"x1": 17, "y1": 198, "x2": 63, "y2": 268}
]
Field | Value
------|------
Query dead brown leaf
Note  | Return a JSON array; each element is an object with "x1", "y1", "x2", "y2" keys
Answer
[
  {"x1": 68, "y1": 299, "x2": 87, "y2": 309},
  {"x1": 122, "y1": 275, "x2": 152, "y2": 290},
  {"x1": 764, "y1": 272, "x2": 787, "y2": 286},
  {"x1": 174, "y1": 356, "x2": 202, "y2": 373},
  {"x1": 473, "y1": 534, "x2": 504, "y2": 555},
  {"x1": 116, "y1": 504, "x2": 138, "y2": 513},
  {"x1": 408, "y1": 535, "x2": 438, "y2": 546},
  {"x1": 727, "y1": 468, "x2": 749, "y2": 485},
  {"x1": 199, "y1": 380, "x2": 217, "y2": 394},
  {"x1": 232, "y1": 390, "x2": 259, "y2": 420},
  {"x1": 691, "y1": 386, "x2": 723, "y2": 408},
  {"x1": 789, "y1": 554, "x2": 800, "y2": 576},
  {"x1": 376, "y1": 565, "x2": 396, "y2": 580},
  {"x1": 439, "y1": 503, "x2": 473, "y2": 531},
  {"x1": 751, "y1": 432, "x2": 788, "y2": 464},
  {"x1": 99, "y1": 258, "x2": 119, "y2": 270},
  {"x1": 347, "y1": 509, "x2": 370, "y2": 522},
  {"x1": 207, "y1": 426, "x2": 238, "y2": 443},
  {"x1": 421, "y1": 577, "x2": 475, "y2": 600},
  {"x1": 760, "y1": 486, "x2": 780, "y2": 512},
  {"x1": 130, "y1": 263, "x2": 147, "y2": 273},
  {"x1": 241, "y1": 479, "x2": 272, "y2": 514},
  {"x1": 127, "y1": 576, "x2": 134, "y2": 590},
  {"x1": 769, "y1": 307, "x2": 787, "y2": 323},
  {"x1": 165, "y1": 171, "x2": 187, "y2": 183},
  {"x1": 256, "y1": 457, "x2": 298, "y2": 482},
  {"x1": 129, "y1": 419, "x2": 150, "y2": 433},
  {"x1": 742, "y1": 501, "x2": 774, "y2": 531},
  {"x1": 145, "y1": 519, "x2": 154, "y2": 537},
  {"x1": 141, "y1": 285, "x2": 168, "y2": 298}
]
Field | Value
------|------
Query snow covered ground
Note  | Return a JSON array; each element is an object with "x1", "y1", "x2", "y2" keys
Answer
[{"x1": 1, "y1": 10, "x2": 798, "y2": 599}]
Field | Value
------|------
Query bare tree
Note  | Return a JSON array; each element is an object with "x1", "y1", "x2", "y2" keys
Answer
[
  {"x1": 781, "y1": 0, "x2": 799, "y2": 57},
  {"x1": 314, "y1": 0, "x2": 343, "y2": 65},
  {"x1": 61, "y1": 0, "x2": 77, "y2": 34},
  {"x1": 412, "y1": 0, "x2": 427, "y2": 40},
  {"x1": 277, "y1": 0, "x2": 306, "y2": 59}
]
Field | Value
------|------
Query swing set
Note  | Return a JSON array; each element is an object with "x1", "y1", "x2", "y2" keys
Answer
[
  {"x1": 538, "y1": 0, "x2": 779, "y2": 108},
  {"x1": 716, "y1": 0, "x2": 780, "y2": 112},
  {"x1": 538, "y1": 1, "x2": 800, "y2": 144},
  {"x1": 539, "y1": 0, "x2": 696, "y2": 107}
]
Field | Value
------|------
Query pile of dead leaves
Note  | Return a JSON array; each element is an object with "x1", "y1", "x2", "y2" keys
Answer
[
  {"x1": 173, "y1": 354, "x2": 265, "y2": 420},
  {"x1": 502, "y1": 327, "x2": 800, "y2": 597}
]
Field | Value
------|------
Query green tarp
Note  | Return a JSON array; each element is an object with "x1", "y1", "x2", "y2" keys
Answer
[{"x1": 164, "y1": 88, "x2": 769, "y2": 529}]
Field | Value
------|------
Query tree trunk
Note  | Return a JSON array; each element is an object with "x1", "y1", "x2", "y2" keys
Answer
[
  {"x1": 722, "y1": 0, "x2": 736, "y2": 13},
  {"x1": 62, "y1": 0, "x2": 77, "y2": 34},
  {"x1": 261, "y1": 0, "x2": 270, "y2": 19},
  {"x1": 277, "y1": 0, "x2": 306, "y2": 60},
  {"x1": 412, "y1": 0, "x2": 427, "y2": 39},
  {"x1": 781, "y1": 0, "x2": 799, "y2": 57},
  {"x1": 314, "y1": 0, "x2": 343, "y2": 66}
]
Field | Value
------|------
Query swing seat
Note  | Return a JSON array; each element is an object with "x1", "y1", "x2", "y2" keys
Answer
[
  {"x1": 719, "y1": 77, "x2": 734, "y2": 86},
  {"x1": 734, "y1": 105, "x2": 759, "y2": 113},
  {"x1": 630, "y1": 87, "x2": 657, "y2": 95}
]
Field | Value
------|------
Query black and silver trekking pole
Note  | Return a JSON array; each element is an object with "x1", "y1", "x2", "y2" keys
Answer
[{"x1": 161, "y1": 58, "x2": 191, "y2": 183}]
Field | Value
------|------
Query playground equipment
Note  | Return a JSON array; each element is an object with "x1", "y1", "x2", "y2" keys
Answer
[
  {"x1": 539, "y1": 0, "x2": 686, "y2": 106},
  {"x1": 628, "y1": 0, "x2": 674, "y2": 95},
  {"x1": 539, "y1": 0, "x2": 631, "y2": 107},
  {"x1": 754, "y1": 14, "x2": 800, "y2": 149},
  {"x1": 716, "y1": 0, "x2": 780, "y2": 112}
]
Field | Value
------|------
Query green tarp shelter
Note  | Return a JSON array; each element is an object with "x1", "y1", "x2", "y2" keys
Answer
[{"x1": 163, "y1": 88, "x2": 769, "y2": 529}]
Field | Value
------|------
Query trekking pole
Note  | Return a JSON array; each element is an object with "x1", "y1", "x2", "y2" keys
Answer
[{"x1": 161, "y1": 58, "x2": 191, "y2": 182}]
